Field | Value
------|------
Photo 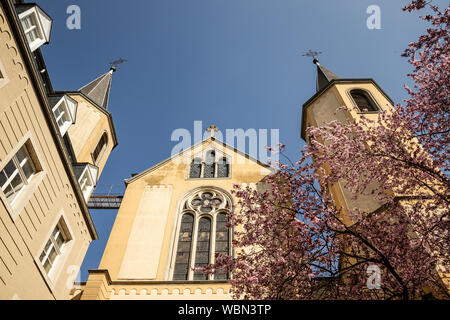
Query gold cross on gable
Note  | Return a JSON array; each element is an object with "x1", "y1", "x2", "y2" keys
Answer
[{"x1": 207, "y1": 124, "x2": 219, "y2": 138}]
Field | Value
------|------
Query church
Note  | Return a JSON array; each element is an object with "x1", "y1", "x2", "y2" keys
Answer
[{"x1": 76, "y1": 58, "x2": 400, "y2": 299}]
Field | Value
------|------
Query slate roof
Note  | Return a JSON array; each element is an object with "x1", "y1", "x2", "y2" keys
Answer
[
  {"x1": 315, "y1": 61, "x2": 339, "y2": 92},
  {"x1": 79, "y1": 69, "x2": 113, "y2": 110}
]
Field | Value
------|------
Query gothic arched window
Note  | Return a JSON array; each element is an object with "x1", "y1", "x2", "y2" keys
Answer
[
  {"x1": 350, "y1": 89, "x2": 378, "y2": 112},
  {"x1": 217, "y1": 157, "x2": 229, "y2": 178},
  {"x1": 215, "y1": 212, "x2": 229, "y2": 280},
  {"x1": 189, "y1": 158, "x2": 202, "y2": 178},
  {"x1": 203, "y1": 151, "x2": 215, "y2": 178},
  {"x1": 194, "y1": 217, "x2": 211, "y2": 280},
  {"x1": 172, "y1": 189, "x2": 232, "y2": 281}
]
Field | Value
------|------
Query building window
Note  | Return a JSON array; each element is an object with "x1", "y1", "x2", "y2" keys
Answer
[
  {"x1": 203, "y1": 151, "x2": 216, "y2": 178},
  {"x1": 173, "y1": 189, "x2": 231, "y2": 281},
  {"x1": 17, "y1": 5, "x2": 52, "y2": 52},
  {"x1": 217, "y1": 157, "x2": 229, "y2": 178},
  {"x1": 189, "y1": 158, "x2": 202, "y2": 179},
  {"x1": 73, "y1": 163, "x2": 98, "y2": 202},
  {"x1": 49, "y1": 95, "x2": 77, "y2": 137},
  {"x1": 79, "y1": 170, "x2": 93, "y2": 200},
  {"x1": 350, "y1": 89, "x2": 379, "y2": 112},
  {"x1": 39, "y1": 221, "x2": 69, "y2": 275},
  {"x1": 53, "y1": 103, "x2": 70, "y2": 130},
  {"x1": 92, "y1": 132, "x2": 108, "y2": 164},
  {"x1": 20, "y1": 14, "x2": 41, "y2": 45},
  {"x1": 173, "y1": 213, "x2": 194, "y2": 280},
  {"x1": 0, "y1": 143, "x2": 37, "y2": 204},
  {"x1": 188, "y1": 151, "x2": 230, "y2": 179},
  {"x1": 215, "y1": 212, "x2": 229, "y2": 280},
  {"x1": 194, "y1": 217, "x2": 211, "y2": 280}
]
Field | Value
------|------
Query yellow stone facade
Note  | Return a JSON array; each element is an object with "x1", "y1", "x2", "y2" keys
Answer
[
  {"x1": 0, "y1": 0, "x2": 116, "y2": 300},
  {"x1": 66, "y1": 93, "x2": 116, "y2": 178},
  {"x1": 81, "y1": 138, "x2": 274, "y2": 300}
]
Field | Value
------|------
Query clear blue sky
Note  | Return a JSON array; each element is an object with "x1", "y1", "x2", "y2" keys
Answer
[{"x1": 37, "y1": 0, "x2": 444, "y2": 281}]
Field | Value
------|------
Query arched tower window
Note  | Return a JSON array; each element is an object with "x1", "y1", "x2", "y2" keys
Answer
[
  {"x1": 217, "y1": 157, "x2": 229, "y2": 178},
  {"x1": 92, "y1": 132, "x2": 108, "y2": 164},
  {"x1": 189, "y1": 158, "x2": 202, "y2": 178},
  {"x1": 203, "y1": 151, "x2": 216, "y2": 178},
  {"x1": 350, "y1": 89, "x2": 378, "y2": 112},
  {"x1": 172, "y1": 189, "x2": 232, "y2": 281}
]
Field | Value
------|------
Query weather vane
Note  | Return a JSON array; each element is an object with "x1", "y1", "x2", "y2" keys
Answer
[
  {"x1": 108, "y1": 57, "x2": 128, "y2": 71},
  {"x1": 302, "y1": 50, "x2": 322, "y2": 64}
]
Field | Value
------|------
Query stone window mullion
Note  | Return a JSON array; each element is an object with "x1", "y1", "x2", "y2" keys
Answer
[{"x1": 188, "y1": 215, "x2": 200, "y2": 280}]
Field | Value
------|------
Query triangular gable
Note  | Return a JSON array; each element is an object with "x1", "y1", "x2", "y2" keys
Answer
[{"x1": 125, "y1": 137, "x2": 276, "y2": 185}]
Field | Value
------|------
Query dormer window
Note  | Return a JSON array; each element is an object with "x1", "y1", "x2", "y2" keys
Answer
[
  {"x1": 73, "y1": 164, "x2": 98, "y2": 201},
  {"x1": 350, "y1": 89, "x2": 379, "y2": 112},
  {"x1": 21, "y1": 15, "x2": 41, "y2": 45},
  {"x1": 16, "y1": 4, "x2": 52, "y2": 52},
  {"x1": 188, "y1": 151, "x2": 230, "y2": 179},
  {"x1": 48, "y1": 95, "x2": 77, "y2": 137}
]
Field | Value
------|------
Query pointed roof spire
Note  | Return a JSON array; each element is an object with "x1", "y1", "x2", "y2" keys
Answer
[
  {"x1": 313, "y1": 58, "x2": 339, "y2": 92},
  {"x1": 79, "y1": 67, "x2": 115, "y2": 110}
]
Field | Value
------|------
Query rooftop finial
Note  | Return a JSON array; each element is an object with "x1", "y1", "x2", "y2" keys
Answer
[
  {"x1": 108, "y1": 57, "x2": 128, "y2": 72},
  {"x1": 302, "y1": 49, "x2": 322, "y2": 65},
  {"x1": 207, "y1": 124, "x2": 219, "y2": 138}
]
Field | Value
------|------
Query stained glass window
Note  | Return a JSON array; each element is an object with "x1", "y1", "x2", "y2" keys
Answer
[
  {"x1": 203, "y1": 151, "x2": 215, "y2": 178},
  {"x1": 173, "y1": 190, "x2": 231, "y2": 281},
  {"x1": 217, "y1": 157, "x2": 229, "y2": 178},
  {"x1": 189, "y1": 158, "x2": 202, "y2": 178},
  {"x1": 194, "y1": 217, "x2": 211, "y2": 280},
  {"x1": 173, "y1": 213, "x2": 194, "y2": 280},
  {"x1": 215, "y1": 213, "x2": 229, "y2": 280}
]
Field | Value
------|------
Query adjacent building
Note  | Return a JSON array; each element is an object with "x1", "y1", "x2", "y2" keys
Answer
[{"x1": 0, "y1": 0, "x2": 117, "y2": 299}]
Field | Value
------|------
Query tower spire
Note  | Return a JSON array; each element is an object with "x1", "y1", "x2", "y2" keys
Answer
[
  {"x1": 302, "y1": 50, "x2": 339, "y2": 92},
  {"x1": 79, "y1": 69, "x2": 113, "y2": 110},
  {"x1": 313, "y1": 58, "x2": 339, "y2": 92}
]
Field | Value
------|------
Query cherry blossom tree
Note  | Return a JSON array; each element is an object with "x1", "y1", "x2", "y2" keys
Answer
[{"x1": 201, "y1": 1, "x2": 449, "y2": 300}]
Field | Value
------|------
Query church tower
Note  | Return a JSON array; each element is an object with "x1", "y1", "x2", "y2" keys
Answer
[
  {"x1": 49, "y1": 67, "x2": 118, "y2": 201},
  {"x1": 80, "y1": 129, "x2": 274, "y2": 300},
  {"x1": 301, "y1": 59, "x2": 395, "y2": 220}
]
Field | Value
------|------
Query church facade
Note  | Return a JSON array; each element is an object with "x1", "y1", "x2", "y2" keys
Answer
[{"x1": 79, "y1": 137, "x2": 274, "y2": 300}]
